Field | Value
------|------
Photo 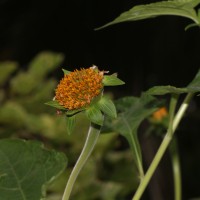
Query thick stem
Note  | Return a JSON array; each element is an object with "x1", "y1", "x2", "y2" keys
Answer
[
  {"x1": 132, "y1": 93, "x2": 194, "y2": 200},
  {"x1": 62, "y1": 123, "x2": 102, "y2": 200}
]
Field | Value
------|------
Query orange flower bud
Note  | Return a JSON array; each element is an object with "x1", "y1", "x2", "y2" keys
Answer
[{"x1": 152, "y1": 107, "x2": 168, "y2": 121}]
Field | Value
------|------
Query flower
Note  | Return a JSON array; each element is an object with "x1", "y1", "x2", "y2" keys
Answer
[
  {"x1": 151, "y1": 107, "x2": 168, "y2": 121},
  {"x1": 55, "y1": 67, "x2": 104, "y2": 110}
]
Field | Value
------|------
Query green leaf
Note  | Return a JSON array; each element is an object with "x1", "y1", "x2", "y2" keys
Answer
[
  {"x1": 45, "y1": 100, "x2": 66, "y2": 110},
  {"x1": 86, "y1": 106, "x2": 104, "y2": 126},
  {"x1": 97, "y1": 96, "x2": 117, "y2": 118},
  {"x1": 96, "y1": 0, "x2": 200, "y2": 30},
  {"x1": 66, "y1": 115, "x2": 76, "y2": 135},
  {"x1": 103, "y1": 75, "x2": 125, "y2": 86},
  {"x1": 0, "y1": 139, "x2": 67, "y2": 200},
  {"x1": 103, "y1": 94, "x2": 159, "y2": 176},
  {"x1": 146, "y1": 69, "x2": 200, "y2": 95},
  {"x1": 62, "y1": 69, "x2": 71, "y2": 75},
  {"x1": 187, "y1": 68, "x2": 200, "y2": 91},
  {"x1": 146, "y1": 85, "x2": 188, "y2": 95}
]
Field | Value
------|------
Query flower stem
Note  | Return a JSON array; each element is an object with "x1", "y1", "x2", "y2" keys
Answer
[
  {"x1": 169, "y1": 137, "x2": 181, "y2": 200},
  {"x1": 62, "y1": 123, "x2": 102, "y2": 200},
  {"x1": 132, "y1": 93, "x2": 194, "y2": 200}
]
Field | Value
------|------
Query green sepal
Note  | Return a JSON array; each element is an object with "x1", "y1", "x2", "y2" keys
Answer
[
  {"x1": 66, "y1": 115, "x2": 76, "y2": 135},
  {"x1": 97, "y1": 96, "x2": 117, "y2": 118},
  {"x1": 86, "y1": 105, "x2": 104, "y2": 126},
  {"x1": 66, "y1": 108, "x2": 85, "y2": 116},
  {"x1": 103, "y1": 75, "x2": 125, "y2": 86},
  {"x1": 62, "y1": 69, "x2": 71, "y2": 75},
  {"x1": 45, "y1": 100, "x2": 66, "y2": 110}
]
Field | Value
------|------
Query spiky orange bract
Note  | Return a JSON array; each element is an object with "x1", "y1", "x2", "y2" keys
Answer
[{"x1": 55, "y1": 67, "x2": 104, "y2": 110}]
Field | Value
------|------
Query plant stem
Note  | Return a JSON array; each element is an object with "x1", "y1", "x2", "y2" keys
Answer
[
  {"x1": 132, "y1": 93, "x2": 194, "y2": 200},
  {"x1": 62, "y1": 123, "x2": 102, "y2": 200},
  {"x1": 169, "y1": 137, "x2": 181, "y2": 200},
  {"x1": 172, "y1": 93, "x2": 194, "y2": 132}
]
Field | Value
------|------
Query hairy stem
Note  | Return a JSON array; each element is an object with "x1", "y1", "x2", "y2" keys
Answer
[{"x1": 62, "y1": 123, "x2": 102, "y2": 200}]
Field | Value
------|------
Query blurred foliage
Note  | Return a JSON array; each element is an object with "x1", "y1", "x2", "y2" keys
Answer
[{"x1": 0, "y1": 52, "x2": 139, "y2": 200}]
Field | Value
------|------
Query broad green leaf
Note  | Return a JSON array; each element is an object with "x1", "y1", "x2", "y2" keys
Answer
[
  {"x1": 103, "y1": 75, "x2": 125, "y2": 86},
  {"x1": 45, "y1": 100, "x2": 66, "y2": 110},
  {"x1": 86, "y1": 106, "x2": 104, "y2": 126},
  {"x1": 146, "y1": 68, "x2": 200, "y2": 95},
  {"x1": 96, "y1": 0, "x2": 200, "y2": 30},
  {"x1": 97, "y1": 96, "x2": 117, "y2": 118},
  {"x1": 66, "y1": 115, "x2": 76, "y2": 135},
  {"x1": 0, "y1": 139, "x2": 67, "y2": 200},
  {"x1": 103, "y1": 94, "x2": 159, "y2": 176},
  {"x1": 62, "y1": 69, "x2": 71, "y2": 75}
]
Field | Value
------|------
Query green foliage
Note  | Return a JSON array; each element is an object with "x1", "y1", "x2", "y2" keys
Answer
[
  {"x1": 10, "y1": 52, "x2": 64, "y2": 96},
  {"x1": 0, "y1": 139, "x2": 67, "y2": 200},
  {"x1": 103, "y1": 94, "x2": 159, "y2": 177},
  {"x1": 96, "y1": 0, "x2": 200, "y2": 30},
  {"x1": 0, "y1": 51, "x2": 137, "y2": 199},
  {"x1": 0, "y1": 62, "x2": 17, "y2": 86}
]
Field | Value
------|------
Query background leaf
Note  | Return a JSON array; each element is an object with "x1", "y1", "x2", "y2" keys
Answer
[
  {"x1": 146, "y1": 85, "x2": 188, "y2": 95},
  {"x1": 97, "y1": 0, "x2": 200, "y2": 29},
  {"x1": 10, "y1": 52, "x2": 64, "y2": 95},
  {"x1": 0, "y1": 62, "x2": 18, "y2": 86},
  {"x1": 0, "y1": 139, "x2": 67, "y2": 200},
  {"x1": 146, "y1": 68, "x2": 200, "y2": 95},
  {"x1": 187, "y1": 69, "x2": 200, "y2": 91}
]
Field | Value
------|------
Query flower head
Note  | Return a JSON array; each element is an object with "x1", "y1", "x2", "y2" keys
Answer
[
  {"x1": 45, "y1": 65, "x2": 125, "y2": 132},
  {"x1": 55, "y1": 67, "x2": 104, "y2": 110}
]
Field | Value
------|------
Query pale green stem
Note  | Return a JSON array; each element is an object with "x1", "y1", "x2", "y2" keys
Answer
[
  {"x1": 172, "y1": 93, "x2": 194, "y2": 132},
  {"x1": 62, "y1": 123, "x2": 102, "y2": 200},
  {"x1": 169, "y1": 137, "x2": 182, "y2": 200},
  {"x1": 132, "y1": 93, "x2": 194, "y2": 200}
]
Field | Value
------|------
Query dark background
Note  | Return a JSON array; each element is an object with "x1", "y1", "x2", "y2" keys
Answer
[
  {"x1": 1, "y1": 0, "x2": 200, "y2": 94},
  {"x1": 1, "y1": 0, "x2": 200, "y2": 199}
]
